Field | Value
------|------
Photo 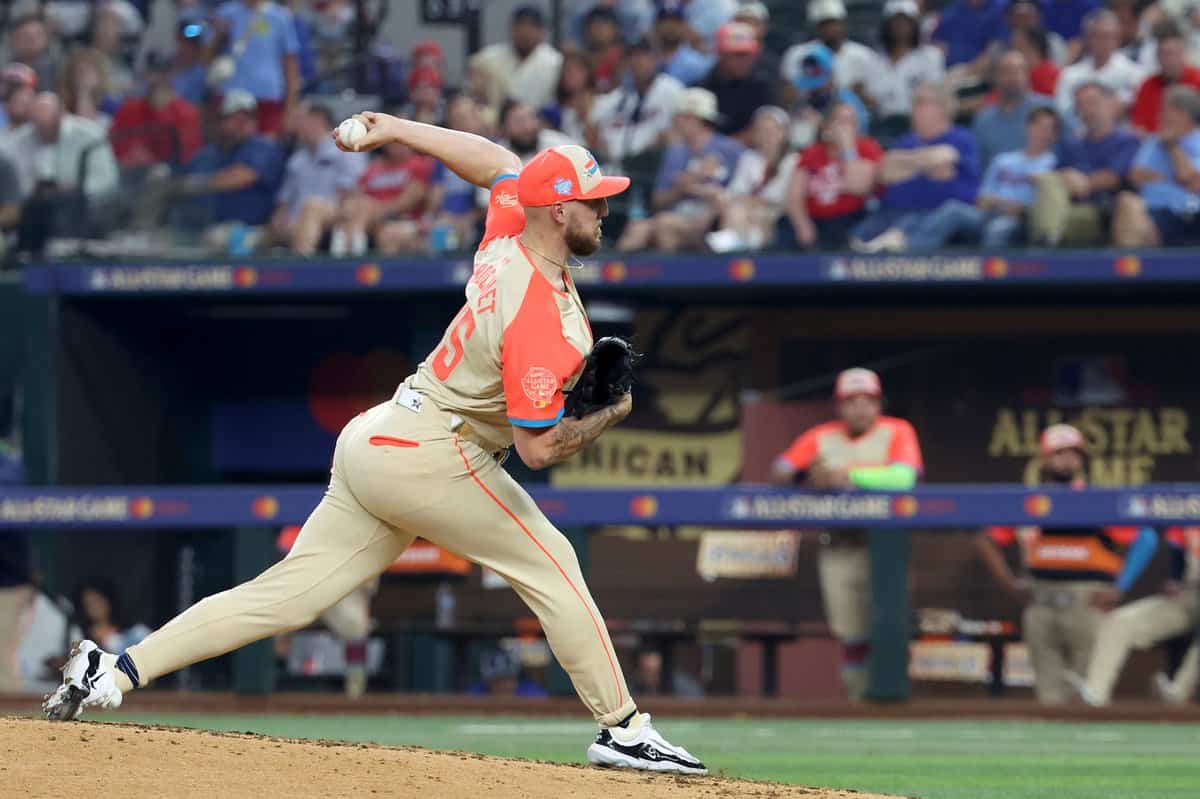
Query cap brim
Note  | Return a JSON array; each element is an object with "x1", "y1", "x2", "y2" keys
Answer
[{"x1": 578, "y1": 175, "x2": 630, "y2": 200}]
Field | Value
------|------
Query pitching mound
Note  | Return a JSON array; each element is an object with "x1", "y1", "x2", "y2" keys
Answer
[{"x1": 2, "y1": 717, "x2": 903, "y2": 799}]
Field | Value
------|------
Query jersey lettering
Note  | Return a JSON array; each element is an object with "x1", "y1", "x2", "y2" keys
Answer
[
  {"x1": 473, "y1": 262, "x2": 499, "y2": 316},
  {"x1": 432, "y1": 304, "x2": 477, "y2": 381}
]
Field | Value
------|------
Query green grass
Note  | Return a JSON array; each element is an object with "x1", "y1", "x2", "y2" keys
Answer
[{"x1": 97, "y1": 712, "x2": 1200, "y2": 799}]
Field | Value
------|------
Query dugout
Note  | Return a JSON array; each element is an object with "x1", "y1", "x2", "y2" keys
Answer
[{"x1": 10, "y1": 253, "x2": 1200, "y2": 700}]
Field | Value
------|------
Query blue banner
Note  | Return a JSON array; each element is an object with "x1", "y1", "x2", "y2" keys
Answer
[
  {"x1": 2, "y1": 484, "x2": 1199, "y2": 528},
  {"x1": 21, "y1": 249, "x2": 1200, "y2": 296}
]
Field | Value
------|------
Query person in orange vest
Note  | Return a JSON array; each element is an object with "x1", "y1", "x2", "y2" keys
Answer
[
  {"x1": 1073, "y1": 525, "x2": 1199, "y2": 705},
  {"x1": 770, "y1": 367, "x2": 924, "y2": 700},
  {"x1": 277, "y1": 525, "x2": 377, "y2": 698},
  {"x1": 976, "y1": 423, "x2": 1159, "y2": 704}
]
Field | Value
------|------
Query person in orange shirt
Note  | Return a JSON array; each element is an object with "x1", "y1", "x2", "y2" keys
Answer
[
  {"x1": 770, "y1": 368, "x2": 924, "y2": 700},
  {"x1": 976, "y1": 423, "x2": 1158, "y2": 704}
]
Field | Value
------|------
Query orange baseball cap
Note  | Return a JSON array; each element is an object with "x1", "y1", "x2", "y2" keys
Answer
[
  {"x1": 516, "y1": 144, "x2": 630, "y2": 207},
  {"x1": 834, "y1": 367, "x2": 882, "y2": 399},
  {"x1": 716, "y1": 21, "x2": 761, "y2": 55},
  {"x1": 1040, "y1": 423, "x2": 1087, "y2": 456}
]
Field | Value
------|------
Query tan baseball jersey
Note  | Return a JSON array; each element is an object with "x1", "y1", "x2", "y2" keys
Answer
[
  {"x1": 408, "y1": 172, "x2": 594, "y2": 450},
  {"x1": 777, "y1": 417, "x2": 924, "y2": 474}
]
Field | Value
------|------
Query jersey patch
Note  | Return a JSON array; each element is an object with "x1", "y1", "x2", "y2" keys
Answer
[{"x1": 521, "y1": 366, "x2": 559, "y2": 409}]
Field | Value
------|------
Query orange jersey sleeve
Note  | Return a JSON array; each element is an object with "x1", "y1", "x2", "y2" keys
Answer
[
  {"x1": 778, "y1": 428, "x2": 820, "y2": 471},
  {"x1": 501, "y1": 271, "x2": 585, "y2": 427},
  {"x1": 480, "y1": 173, "x2": 525, "y2": 248},
  {"x1": 883, "y1": 418, "x2": 924, "y2": 472}
]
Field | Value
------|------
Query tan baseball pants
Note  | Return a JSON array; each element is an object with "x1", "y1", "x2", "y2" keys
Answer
[
  {"x1": 0, "y1": 584, "x2": 33, "y2": 693},
  {"x1": 1024, "y1": 580, "x2": 1107, "y2": 704},
  {"x1": 123, "y1": 396, "x2": 636, "y2": 726},
  {"x1": 816, "y1": 542, "x2": 871, "y2": 700},
  {"x1": 1083, "y1": 590, "x2": 1200, "y2": 704}
]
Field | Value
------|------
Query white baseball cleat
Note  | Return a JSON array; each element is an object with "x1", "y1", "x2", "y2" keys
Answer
[
  {"x1": 42, "y1": 640, "x2": 123, "y2": 721},
  {"x1": 587, "y1": 713, "x2": 707, "y2": 775},
  {"x1": 1151, "y1": 671, "x2": 1189, "y2": 705},
  {"x1": 1064, "y1": 670, "x2": 1107, "y2": 707}
]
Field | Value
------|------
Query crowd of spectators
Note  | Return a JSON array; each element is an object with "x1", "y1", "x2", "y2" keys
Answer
[{"x1": 3, "y1": 0, "x2": 1200, "y2": 261}]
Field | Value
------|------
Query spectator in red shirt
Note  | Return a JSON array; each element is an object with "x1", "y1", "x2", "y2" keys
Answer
[
  {"x1": 784, "y1": 102, "x2": 883, "y2": 249},
  {"x1": 109, "y1": 52, "x2": 202, "y2": 167},
  {"x1": 333, "y1": 141, "x2": 436, "y2": 256},
  {"x1": 1012, "y1": 27, "x2": 1060, "y2": 99},
  {"x1": 1131, "y1": 21, "x2": 1200, "y2": 134}
]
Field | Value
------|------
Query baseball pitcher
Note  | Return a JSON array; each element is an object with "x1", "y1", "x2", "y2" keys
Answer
[
  {"x1": 1075, "y1": 526, "x2": 1199, "y2": 705},
  {"x1": 769, "y1": 368, "x2": 924, "y2": 700},
  {"x1": 977, "y1": 424, "x2": 1158, "y2": 704},
  {"x1": 43, "y1": 113, "x2": 705, "y2": 773}
]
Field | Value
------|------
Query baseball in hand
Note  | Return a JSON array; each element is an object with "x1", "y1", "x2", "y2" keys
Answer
[{"x1": 337, "y1": 117, "x2": 368, "y2": 149}]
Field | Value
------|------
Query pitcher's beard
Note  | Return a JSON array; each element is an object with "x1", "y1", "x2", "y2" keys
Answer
[{"x1": 566, "y1": 226, "x2": 601, "y2": 256}]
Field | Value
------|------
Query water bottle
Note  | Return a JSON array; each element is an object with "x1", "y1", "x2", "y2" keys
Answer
[{"x1": 435, "y1": 580, "x2": 456, "y2": 630}]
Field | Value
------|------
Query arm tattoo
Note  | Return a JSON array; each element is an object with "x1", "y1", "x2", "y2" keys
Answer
[{"x1": 545, "y1": 404, "x2": 622, "y2": 465}]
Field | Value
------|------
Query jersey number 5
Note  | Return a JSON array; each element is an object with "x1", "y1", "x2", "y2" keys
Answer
[{"x1": 432, "y1": 304, "x2": 477, "y2": 380}]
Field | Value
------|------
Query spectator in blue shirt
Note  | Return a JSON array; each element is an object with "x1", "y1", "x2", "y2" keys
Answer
[
  {"x1": 171, "y1": 19, "x2": 209, "y2": 106},
  {"x1": 974, "y1": 50, "x2": 1052, "y2": 168},
  {"x1": 932, "y1": 0, "x2": 1007, "y2": 72},
  {"x1": 175, "y1": 89, "x2": 284, "y2": 248},
  {"x1": 616, "y1": 87, "x2": 744, "y2": 252},
  {"x1": 211, "y1": 0, "x2": 301, "y2": 136},
  {"x1": 892, "y1": 106, "x2": 1061, "y2": 251},
  {"x1": 1113, "y1": 85, "x2": 1200, "y2": 246},
  {"x1": 268, "y1": 102, "x2": 364, "y2": 254},
  {"x1": 654, "y1": 7, "x2": 714, "y2": 86},
  {"x1": 850, "y1": 81, "x2": 981, "y2": 251},
  {"x1": 1029, "y1": 79, "x2": 1140, "y2": 246}
]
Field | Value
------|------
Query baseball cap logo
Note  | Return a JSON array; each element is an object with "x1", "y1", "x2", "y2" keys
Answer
[{"x1": 517, "y1": 144, "x2": 630, "y2": 206}]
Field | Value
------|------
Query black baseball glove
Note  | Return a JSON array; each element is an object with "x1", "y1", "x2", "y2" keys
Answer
[{"x1": 563, "y1": 336, "x2": 637, "y2": 419}]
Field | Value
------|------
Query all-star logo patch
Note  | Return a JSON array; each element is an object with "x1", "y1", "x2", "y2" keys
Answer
[
  {"x1": 554, "y1": 178, "x2": 574, "y2": 196},
  {"x1": 521, "y1": 366, "x2": 558, "y2": 409}
]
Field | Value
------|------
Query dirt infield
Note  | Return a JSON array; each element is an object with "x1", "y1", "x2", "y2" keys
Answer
[{"x1": 2, "y1": 718, "x2": 902, "y2": 799}]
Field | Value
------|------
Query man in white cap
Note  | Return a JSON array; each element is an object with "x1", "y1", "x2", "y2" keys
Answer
[
  {"x1": 616, "y1": 87, "x2": 744, "y2": 252},
  {"x1": 770, "y1": 368, "x2": 924, "y2": 701},
  {"x1": 781, "y1": 0, "x2": 879, "y2": 101}
]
